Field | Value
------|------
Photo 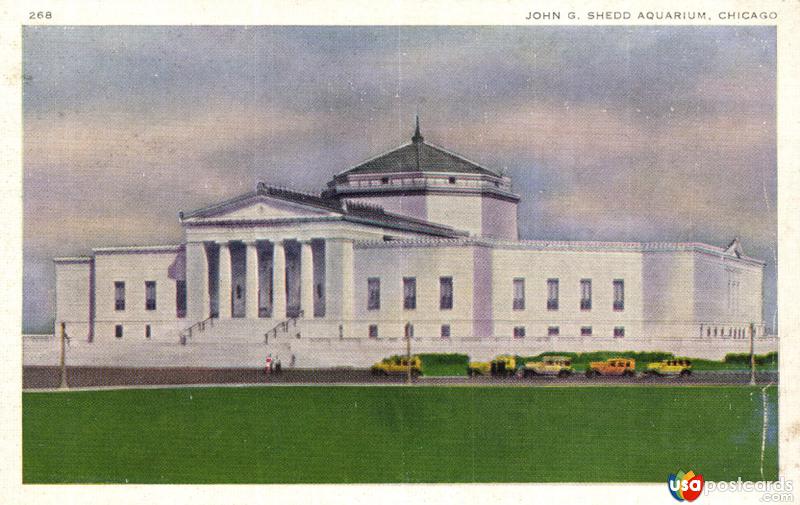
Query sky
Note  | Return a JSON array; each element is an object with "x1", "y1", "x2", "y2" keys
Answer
[{"x1": 22, "y1": 26, "x2": 777, "y2": 332}]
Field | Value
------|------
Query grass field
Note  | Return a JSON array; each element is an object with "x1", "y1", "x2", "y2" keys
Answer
[{"x1": 23, "y1": 385, "x2": 778, "y2": 484}]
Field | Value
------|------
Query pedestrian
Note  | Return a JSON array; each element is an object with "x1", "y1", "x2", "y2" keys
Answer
[{"x1": 265, "y1": 353, "x2": 273, "y2": 375}]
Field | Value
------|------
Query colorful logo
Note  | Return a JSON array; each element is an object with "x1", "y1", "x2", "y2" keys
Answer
[{"x1": 668, "y1": 469, "x2": 705, "y2": 502}]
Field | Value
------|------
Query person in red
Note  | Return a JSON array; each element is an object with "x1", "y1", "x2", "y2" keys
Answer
[{"x1": 265, "y1": 353, "x2": 273, "y2": 375}]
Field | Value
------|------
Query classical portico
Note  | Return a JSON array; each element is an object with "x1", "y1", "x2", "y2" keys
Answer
[
  {"x1": 186, "y1": 238, "x2": 327, "y2": 322},
  {"x1": 178, "y1": 183, "x2": 462, "y2": 329}
]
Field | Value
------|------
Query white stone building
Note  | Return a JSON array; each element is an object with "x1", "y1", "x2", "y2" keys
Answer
[{"x1": 46, "y1": 121, "x2": 774, "y2": 367}]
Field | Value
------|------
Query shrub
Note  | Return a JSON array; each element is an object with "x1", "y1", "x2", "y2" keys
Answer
[
  {"x1": 417, "y1": 353, "x2": 470, "y2": 368},
  {"x1": 724, "y1": 352, "x2": 778, "y2": 366}
]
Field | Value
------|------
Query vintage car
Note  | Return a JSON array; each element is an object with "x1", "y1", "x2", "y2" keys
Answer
[
  {"x1": 523, "y1": 356, "x2": 574, "y2": 377},
  {"x1": 468, "y1": 355, "x2": 518, "y2": 377},
  {"x1": 644, "y1": 359, "x2": 693, "y2": 376},
  {"x1": 371, "y1": 356, "x2": 422, "y2": 376},
  {"x1": 585, "y1": 358, "x2": 636, "y2": 377}
]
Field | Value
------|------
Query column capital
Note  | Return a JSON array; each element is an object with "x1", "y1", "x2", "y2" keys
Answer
[
  {"x1": 242, "y1": 239, "x2": 259, "y2": 247},
  {"x1": 215, "y1": 240, "x2": 230, "y2": 247},
  {"x1": 187, "y1": 240, "x2": 215, "y2": 250}
]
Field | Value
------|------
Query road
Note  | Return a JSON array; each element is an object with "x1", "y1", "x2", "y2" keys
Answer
[{"x1": 23, "y1": 366, "x2": 778, "y2": 390}]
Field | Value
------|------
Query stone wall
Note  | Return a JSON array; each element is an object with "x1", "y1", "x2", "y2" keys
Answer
[{"x1": 24, "y1": 333, "x2": 779, "y2": 369}]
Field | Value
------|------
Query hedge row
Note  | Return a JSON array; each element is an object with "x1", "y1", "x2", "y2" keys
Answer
[
  {"x1": 417, "y1": 353, "x2": 470, "y2": 368},
  {"x1": 724, "y1": 352, "x2": 778, "y2": 366}
]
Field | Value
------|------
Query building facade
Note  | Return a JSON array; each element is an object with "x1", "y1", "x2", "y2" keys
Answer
[{"x1": 47, "y1": 122, "x2": 772, "y2": 367}]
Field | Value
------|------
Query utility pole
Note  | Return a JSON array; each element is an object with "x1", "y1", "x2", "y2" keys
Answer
[
  {"x1": 749, "y1": 322, "x2": 756, "y2": 386},
  {"x1": 406, "y1": 323, "x2": 412, "y2": 385},
  {"x1": 59, "y1": 322, "x2": 69, "y2": 389}
]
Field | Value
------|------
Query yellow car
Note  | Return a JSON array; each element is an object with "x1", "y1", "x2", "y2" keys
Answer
[
  {"x1": 371, "y1": 356, "x2": 422, "y2": 376},
  {"x1": 467, "y1": 360, "x2": 491, "y2": 376},
  {"x1": 586, "y1": 358, "x2": 636, "y2": 377},
  {"x1": 645, "y1": 359, "x2": 692, "y2": 377},
  {"x1": 468, "y1": 355, "x2": 518, "y2": 377},
  {"x1": 523, "y1": 356, "x2": 574, "y2": 378}
]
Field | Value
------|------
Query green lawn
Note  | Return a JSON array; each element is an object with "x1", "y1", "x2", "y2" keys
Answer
[{"x1": 23, "y1": 385, "x2": 778, "y2": 483}]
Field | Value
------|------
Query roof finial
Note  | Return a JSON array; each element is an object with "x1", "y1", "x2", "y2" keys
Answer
[{"x1": 412, "y1": 114, "x2": 423, "y2": 143}]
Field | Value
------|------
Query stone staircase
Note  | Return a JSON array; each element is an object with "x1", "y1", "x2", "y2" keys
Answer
[{"x1": 179, "y1": 311, "x2": 313, "y2": 345}]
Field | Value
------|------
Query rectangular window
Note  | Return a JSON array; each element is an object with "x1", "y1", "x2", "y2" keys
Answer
[
  {"x1": 115, "y1": 324, "x2": 123, "y2": 339},
  {"x1": 547, "y1": 278, "x2": 559, "y2": 310},
  {"x1": 114, "y1": 281, "x2": 125, "y2": 311},
  {"x1": 440, "y1": 277, "x2": 453, "y2": 310},
  {"x1": 367, "y1": 277, "x2": 381, "y2": 311},
  {"x1": 614, "y1": 326, "x2": 625, "y2": 338},
  {"x1": 145, "y1": 324, "x2": 151, "y2": 339},
  {"x1": 580, "y1": 279, "x2": 592, "y2": 310},
  {"x1": 513, "y1": 326, "x2": 526, "y2": 338},
  {"x1": 581, "y1": 326, "x2": 592, "y2": 336},
  {"x1": 403, "y1": 277, "x2": 416, "y2": 310},
  {"x1": 176, "y1": 280, "x2": 187, "y2": 318},
  {"x1": 404, "y1": 323, "x2": 414, "y2": 338},
  {"x1": 513, "y1": 278, "x2": 525, "y2": 310},
  {"x1": 145, "y1": 281, "x2": 157, "y2": 311},
  {"x1": 368, "y1": 324, "x2": 378, "y2": 339},
  {"x1": 548, "y1": 326, "x2": 560, "y2": 336},
  {"x1": 613, "y1": 279, "x2": 625, "y2": 311},
  {"x1": 441, "y1": 324, "x2": 451, "y2": 339}
]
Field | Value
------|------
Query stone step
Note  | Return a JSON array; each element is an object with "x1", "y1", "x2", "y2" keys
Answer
[{"x1": 184, "y1": 317, "x2": 313, "y2": 343}]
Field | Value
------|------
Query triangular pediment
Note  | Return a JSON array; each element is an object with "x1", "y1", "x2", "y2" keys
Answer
[{"x1": 182, "y1": 192, "x2": 340, "y2": 222}]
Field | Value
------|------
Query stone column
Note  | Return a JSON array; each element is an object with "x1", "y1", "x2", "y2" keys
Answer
[
  {"x1": 340, "y1": 240, "x2": 354, "y2": 336},
  {"x1": 245, "y1": 241, "x2": 260, "y2": 319},
  {"x1": 300, "y1": 240, "x2": 315, "y2": 318},
  {"x1": 185, "y1": 241, "x2": 210, "y2": 322},
  {"x1": 218, "y1": 241, "x2": 232, "y2": 319},
  {"x1": 272, "y1": 240, "x2": 286, "y2": 319}
]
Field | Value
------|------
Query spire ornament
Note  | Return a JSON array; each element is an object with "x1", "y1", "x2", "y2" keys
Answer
[{"x1": 412, "y1": 114, "x2": 423, "y2": 143}]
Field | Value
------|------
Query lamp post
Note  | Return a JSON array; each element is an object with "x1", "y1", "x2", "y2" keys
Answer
[
  {"x1": 59, "y1": 322, "x2": 69, "y2": 389},
  {"x1": 405, "y1": 322, "x2": 412, "y2": 385},
  {"x1": 749, "y1": 322, "x2": 756, "y2": 386}
]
